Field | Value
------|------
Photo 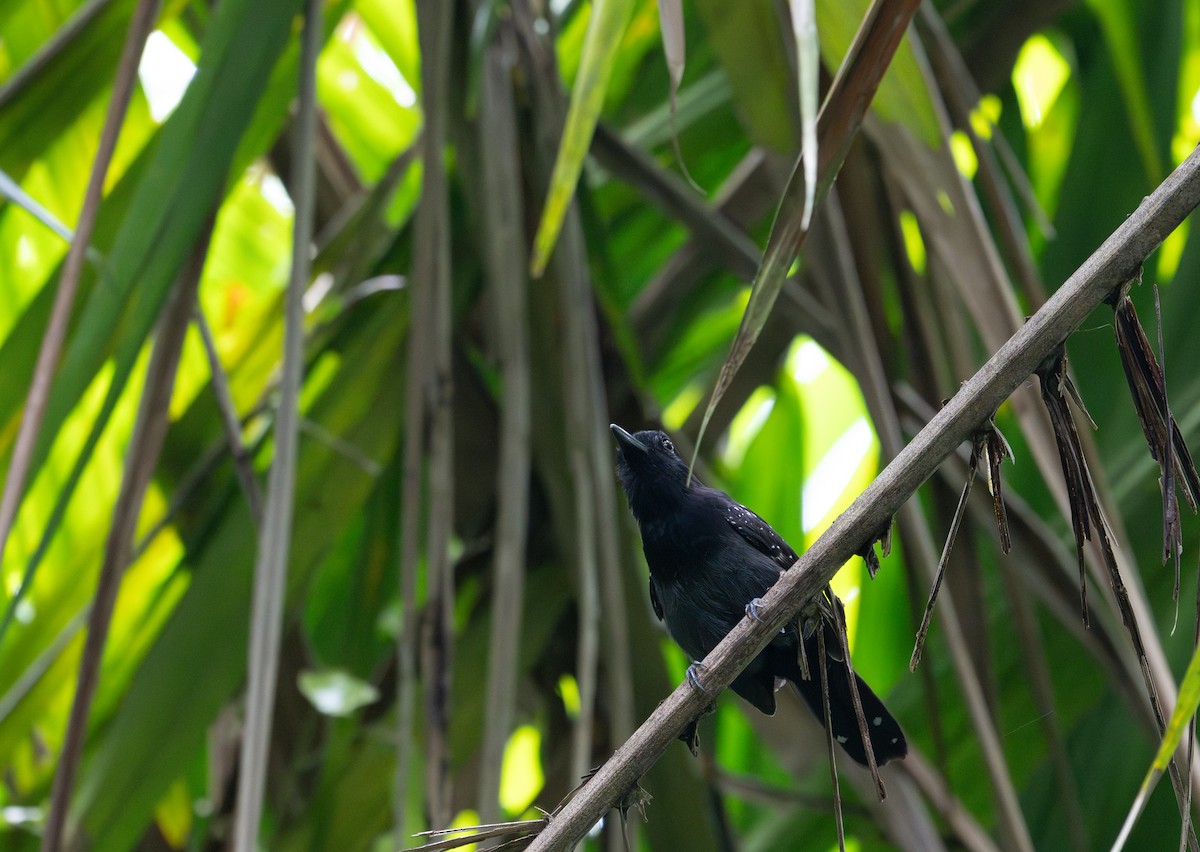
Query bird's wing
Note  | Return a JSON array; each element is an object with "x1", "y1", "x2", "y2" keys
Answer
[
  {"x1": 723, "y1": 501, "x2": 799, "y2": 571},
  {"x1": 649, "y1": 575, "x2": 664, "y2": 621}
]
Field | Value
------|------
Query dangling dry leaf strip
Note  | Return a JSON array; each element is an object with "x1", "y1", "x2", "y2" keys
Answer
[
  {"x1": 815, "y1": 615, "x2": 846, "y2": 852},
  {"x1": 1152, "y1": 285, "x2": 1183, "y2": 598},
  {"x1": 796, "y1": 606, "x2": 814, "y2": 682},
  {"x1": 1106, "y1": 279, "x2": 1196, "y2": 596},
  {"x1": 1035, "y1": 345, "x2": 1198, "y2": 847},
  {"x1": 983, "y1": 419, "x2": 1015, "y2": 554},
  {"x1": 1034, "y1": 348, "x2": 1097, "y2": 627},
  {"x1": 911, "y1": 414, "x2": 1013, "y2": 671},
  {"x1": 825, "y1": 587, "x2": 886, "y2": 802}
]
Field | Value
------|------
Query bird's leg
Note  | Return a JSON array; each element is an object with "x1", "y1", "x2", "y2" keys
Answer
[
  {"x1": 679, "y1": 668, "x2": 716, "y2": 756},
  {"x1": 744, "y1": 597, "x2": 766, "y2": 622},
  {"x1": 678, "y1": 714, "x2": 708, "y2": 756}
]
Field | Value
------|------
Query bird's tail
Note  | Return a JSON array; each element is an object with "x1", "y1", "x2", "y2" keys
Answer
[{"x1": 786, "y1": 632, "x2": 907, "y2": 767}]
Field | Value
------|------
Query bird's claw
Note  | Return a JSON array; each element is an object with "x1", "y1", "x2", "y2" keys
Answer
[
  {"x1": 679, "y1": 718, "x2": 702, "y2": 755},
  {"x1": 745, "y1": 597, "x2": 766, "y2": 622},
  {"x1": 685, "y1": 662, "x2": 715, "y2": 697}
]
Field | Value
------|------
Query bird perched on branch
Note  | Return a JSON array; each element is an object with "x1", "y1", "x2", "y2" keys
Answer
[{"x1": 611, "y1": 424, "x2": 906, "y2": 766}]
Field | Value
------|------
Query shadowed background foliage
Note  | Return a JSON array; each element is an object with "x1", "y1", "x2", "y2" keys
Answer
[{"x1": 1, "y1": 0, "x2": 1199, "y2": 849}]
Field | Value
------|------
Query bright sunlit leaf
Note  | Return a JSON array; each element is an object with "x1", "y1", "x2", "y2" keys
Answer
[
  {"x1": 1157, "y1": 220, "x2": 1189, "y2": 281},
  {"x1": 1170, "y1": 2, "x2": 1200, "y2": 165},
  {"x1": 898, "y1": 209, "x2": 926, "y2": 275},
  {"x1": 557, "y1": 674, "x2": 581, "y2": 718},
  {"x1": 153, "y1": 778, "x2": 193, "y2": 848},
  {"x1": 949, "y1": 130, "x2": 978, "y2": 179},
  {"x1": 787, "y1": 337, "x2": 877, "y2": 642},
  {"x1": 969, "y1": 94, "x2": 1002, "y2": 140},
  {"x1": 1013, "y1": 34, "x2": 1070, "y2": 131},
  {"x1": 723, "y1": 386, "x2": 777, "y2": 469},
  {"x1": 138, "y1": 31, "x2": 198, "y2": 123},
  {"x1": 791, "y1": 338, "x2": 830, "y2": 384},
  {"x1": 499, "y1": 725, "x2": 544, "y2": 815},
  {"x1": 662, "y1": 381, "x2": 704, "y2": 430},
  {"x1": 801, "y1": 418, "x2": 874, "y2": 536}
]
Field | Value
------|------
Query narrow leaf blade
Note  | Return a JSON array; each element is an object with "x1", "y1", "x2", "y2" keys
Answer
[{"x1": 529, "y1": 0, "x2": 637, "y2": 276}]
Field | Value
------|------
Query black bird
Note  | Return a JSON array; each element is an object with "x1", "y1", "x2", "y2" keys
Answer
[{"x1": 611, "y1": 424, "x2": 907, "y2": 766}]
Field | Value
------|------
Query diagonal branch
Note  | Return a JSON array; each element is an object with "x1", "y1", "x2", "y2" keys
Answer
[{"x1": 524, "y1": 140, "x2": 1200, "y2": 852}]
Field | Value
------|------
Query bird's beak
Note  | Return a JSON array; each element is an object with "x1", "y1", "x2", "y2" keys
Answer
[{"x1": 610, "y1": 424, "x2": 648, "y2": 454}]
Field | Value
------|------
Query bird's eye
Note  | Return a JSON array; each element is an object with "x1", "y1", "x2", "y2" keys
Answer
[{"x1": 662, "y1": 438, "x2": 675, "y2": 453}]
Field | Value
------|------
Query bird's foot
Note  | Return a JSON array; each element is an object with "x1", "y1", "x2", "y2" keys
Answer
[
  {"x1": 679, "y1": 718, "x2": 702, "y2": 755},
  {"x1": 745, "y1": 597, "x2": 766, "y2": 622},
  {"x1": 685, "y1": 662, "x2": 716, "y2": 698},
  {"x1": 678, "y1": 700, "x2": 716, "y2": 756}
]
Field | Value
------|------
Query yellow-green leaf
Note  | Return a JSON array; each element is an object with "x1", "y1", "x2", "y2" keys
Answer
[{"x1": 529, "y1": 0, "x2": 637, "y2": 276}]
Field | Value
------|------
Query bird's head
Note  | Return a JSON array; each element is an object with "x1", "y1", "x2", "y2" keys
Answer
[{"x1": 610, "y1": 424, "x2": 692, "y2": 521}]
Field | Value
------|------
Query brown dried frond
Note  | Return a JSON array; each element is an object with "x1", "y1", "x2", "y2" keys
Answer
[
  {"x1": 1106, "y1": 279, "x2": 1195, "y2": 602},
  {"x1": 815, "y1": 616, "x2": 846, "y2": 852},
  {"x1": 1106, "y1": 279, "x2": 1200, "y2": 511},
  {"x1": 1033, "y1": 347, "x2": 1096, "y2": 627},
  {"x1": 911, "y1": 414, "x2": 1013, "y2": 671},
  {"x1": 411, "y1": 817, "x2": 547, "y2": 851},
  {"x1": 1034, "y1": 345, "x2": 1198, "y2": 848},
  {"x1": 824, "y1": 588, "x2": 886, "y2": 802},
  {"x1": 982, "y1": 417, "x2": 1015, "y2": 554}
]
